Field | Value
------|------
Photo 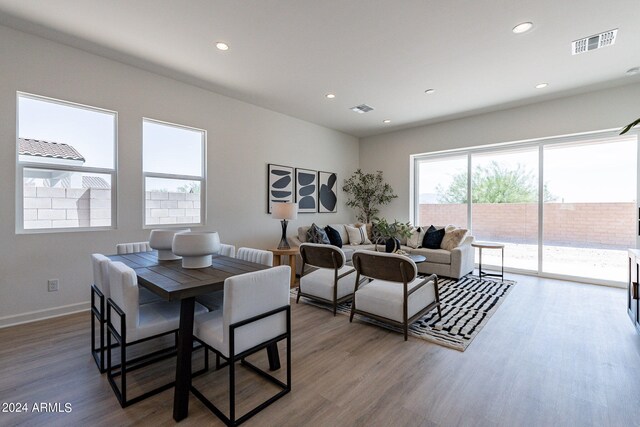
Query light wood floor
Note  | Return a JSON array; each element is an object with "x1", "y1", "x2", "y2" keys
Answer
[{"x1": 2, "y1": 273, "x2": 640, "y2": 426}]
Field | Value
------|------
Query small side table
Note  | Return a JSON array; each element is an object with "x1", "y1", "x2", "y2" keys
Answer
[
  {"x1": 471, "y1": 242, "x2": 504, "y2": 281},
  {"x1": 269, "y1": 247, "x2": 299, "y2": 287}
]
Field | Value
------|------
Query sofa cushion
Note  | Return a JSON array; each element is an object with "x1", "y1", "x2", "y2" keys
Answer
[
  {"x1": 298, "y1": 226, "x2": 311, "y2": 243},
  {"x1": 324, "y1": 226, "x2": 343, "y2": 248},
  {"x1": 327, "y1": 224, "x2": 350, "y2": 245},
  {"x1": 422, "y1": 225, "x2": 445, "y2": 249},
  {"x1": 409, "y1": 248, "x2": 451, "y2": 265},
  {"x1": 307, "y1": 223, "x2": 330, "y2": 244},
  {"x1": 441, "y1": 227, "x2": 468, "y2": 251},
  {"x1": 346, "y1": 224, "x2": 371, "y2": 245}
]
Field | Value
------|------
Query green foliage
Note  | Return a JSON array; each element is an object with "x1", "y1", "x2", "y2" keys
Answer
[
  {"x1": 342, "y1": 169, "x2": 398, "y2": 223},
  {"x1": 177, "y1": 182, "x2": 201, "y2": 193},
  {"x1": 620, "y1": 117, "x2": 640, "y2": 135},
  {"x1": 372, "y1": 217, "x2": 412, "y2": 239},
  {"x1": 436, "y1": 161, "x2": 556, "y2": 203}
]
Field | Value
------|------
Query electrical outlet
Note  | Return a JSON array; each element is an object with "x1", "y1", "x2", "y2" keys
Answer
[{"x1": 48, "y1": 279, "x2": 59, "y2": 292}]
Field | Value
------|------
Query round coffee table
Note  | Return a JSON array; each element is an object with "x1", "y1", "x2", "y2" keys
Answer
[
  {"x1": 407, "y1": 254, "x2": 426, "y2": 264},
  {"x1": 471, "y1": 241, "x2": 504, "y2": 281}
]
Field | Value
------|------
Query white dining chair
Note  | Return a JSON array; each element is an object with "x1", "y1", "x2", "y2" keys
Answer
[
  {"x1": 192, "y1": 265, "x2": 291, "y2": 426},
  {"x1": 116, "y1": 241, "x2": 152, "y2": 254},
  {"x1": 91, "y1": 253, "x2": 111, "y2": 373},
  {"x1": 114, "y1": 242, "x2": 163, "y2": 305},
  {"x1": 106, "y1": 261, "x2": 209, "y2": 407},
  {"x1": 219, "y1": 243, "x2": 236, "y2": 258},
  {"x1": 236, "y1": 247, "x2": 273, "y2": 266}
]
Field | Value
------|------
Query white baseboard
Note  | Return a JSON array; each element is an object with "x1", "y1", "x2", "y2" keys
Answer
[{"x1": 0, "y1": 301, "x2": 90, "y2": 329}]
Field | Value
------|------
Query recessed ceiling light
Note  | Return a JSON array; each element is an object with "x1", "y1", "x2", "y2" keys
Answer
[
  {"x1": 627, "y1": 67, "x2": 640, "y2": 76},
  {"x1": 424, "y1": 89, "x2": 435, "y2": 94},
  {"x1": 383, "y1": 119, "x2": 391, "y2": 124},
  {"x1": 215, "y1": 42, "x2": 229, "y2": 51},
  {"x1": 325, "y1": 93, "x2": 336, "y2": 99},
  {"x1": 535, "y1": 82, "x2": 548, "y2": 89},
  {"x1": 512, "y1": 22, "x2": 534, "y2": 34}
]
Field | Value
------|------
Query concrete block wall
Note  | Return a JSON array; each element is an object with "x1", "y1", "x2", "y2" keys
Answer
[
  {"x1": 145, "y1": 191, "x2": 201, "y2": 225},
  {"x1": 23, "y1": 187, "x2": 201, "y2": 228},
  {"x1": 419, "y1": 202, "x2": 635, "y2": 248},
  {"x1": 23, "y1": 186, "x2": 110, "y2": 229}
]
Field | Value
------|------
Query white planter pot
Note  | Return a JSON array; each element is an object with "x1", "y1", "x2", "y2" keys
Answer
[
  {"x1": 172, "y1": 231, "x2": 221, "y2": 269},
  {"x1": 149, "y1": 228, "x2": 190, "y2": 260}
]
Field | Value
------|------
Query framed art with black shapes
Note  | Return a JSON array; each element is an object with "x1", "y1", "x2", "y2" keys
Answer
[
  {"x1": 318, "y1": 171, "x2": 338, "y2": 213},
  {"x1": 295, "y1": 168, "x2": 317, "y2": 213},
  {"x1": 267, "y1": 164, "x2": 294, "y2": 213}
]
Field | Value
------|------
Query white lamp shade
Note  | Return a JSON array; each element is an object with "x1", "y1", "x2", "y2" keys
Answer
[{"x1": 272, "y1": 202, "x2": 297, "y2": 220}]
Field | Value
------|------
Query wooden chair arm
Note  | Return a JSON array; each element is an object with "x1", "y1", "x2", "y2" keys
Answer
[
  {"x1": 407, "y1": 274, "x2": 437, "y2": 296},
  {"x1": 336, "y1": 267, "x2": 356, "y2": 280}
]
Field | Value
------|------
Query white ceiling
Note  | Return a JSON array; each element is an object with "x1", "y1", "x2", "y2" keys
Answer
[{"x1": 0, "y1": 0, "x2": 639, "y2": 138}]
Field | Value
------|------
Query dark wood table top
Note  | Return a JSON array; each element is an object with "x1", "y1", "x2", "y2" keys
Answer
[{"x1": 106, "y1": 251, "x2": 270, "y2": 301}]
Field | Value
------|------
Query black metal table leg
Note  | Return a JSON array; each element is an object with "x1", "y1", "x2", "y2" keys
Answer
[
  {"x1": 266, "y1": 343, "x2": 281, "y2": 371},
  {"x1": 173, "y1": 297, "x2": 195, "y2": 422}
]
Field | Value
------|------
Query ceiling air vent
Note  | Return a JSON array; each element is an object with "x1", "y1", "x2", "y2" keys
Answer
[
  {"x1": 572, "y1": 29, "x2": 618, "y2": 55},
  {"x1": 350, "y1": 104, "x2": 374, "y2": 114}
]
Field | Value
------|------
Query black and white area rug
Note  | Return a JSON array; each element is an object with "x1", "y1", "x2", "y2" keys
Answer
[{"x1": 292, "y1": 275, "x2": 516, "y2": 351}]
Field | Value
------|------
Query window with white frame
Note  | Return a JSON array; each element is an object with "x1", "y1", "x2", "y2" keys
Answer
[
  {"x1": 17, "y1": 93, "x2": 117, "y2": 232},
  {"x1": 143, "y1": 119, "x2": 206, "y2": 226}
]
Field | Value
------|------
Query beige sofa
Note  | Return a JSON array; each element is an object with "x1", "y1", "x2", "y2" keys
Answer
[{"x1": 291, "y1": 223, "x2": 475, "y2": 279}]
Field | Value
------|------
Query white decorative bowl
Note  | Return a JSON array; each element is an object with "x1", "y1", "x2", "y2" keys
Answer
[
  {"x1": 149, "y1": 228, "x2": 191, "y2": 260},
  {"x1": 171, "y1": 231, "x2": 221, "y2": 269}
]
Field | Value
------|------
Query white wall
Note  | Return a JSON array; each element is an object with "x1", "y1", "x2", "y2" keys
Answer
[
  {"x1": 359, "y1": 82, "x2": 640, "y2": 222},
  {"x1": 0, "y1": 25, "x2": 359, "y2": 326}
]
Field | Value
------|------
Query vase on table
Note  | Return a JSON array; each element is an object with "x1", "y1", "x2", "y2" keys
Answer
[{"x1": 385, "y1": 237, "x2": 401, "y2": 253}]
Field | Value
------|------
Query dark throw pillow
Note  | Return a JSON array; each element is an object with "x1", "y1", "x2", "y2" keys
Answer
[
  {"x1": 324, "y1": 225, "x2": 343, "y2": 248},
  {"x1": 306, "y1": 223, "x2": 330, "y2": 244},
  {"x1": 422, "y1": 225, "x2": 445, "y2": 249}
]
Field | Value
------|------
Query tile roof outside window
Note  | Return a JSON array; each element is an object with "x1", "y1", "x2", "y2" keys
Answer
[{"x1": 18, "y1": 138, "x2": 86, "y2": 162}]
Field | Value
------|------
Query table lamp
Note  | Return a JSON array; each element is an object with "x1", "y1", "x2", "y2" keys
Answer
[{"x1": 272, "y1": 202, "x2": 297, "y2": 249}]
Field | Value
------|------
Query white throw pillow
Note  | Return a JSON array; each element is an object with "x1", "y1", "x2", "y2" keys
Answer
[
  {"x1": 406, "y1": 227, "x2": 424, "y2": 249},
  {"x1": 345, "y1": 224, "x2": 371, "y2": 245}
]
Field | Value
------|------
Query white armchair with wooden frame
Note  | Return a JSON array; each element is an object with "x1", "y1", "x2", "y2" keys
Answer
[
  {"x1": 298, "y1": 243, "x2": 361, "y2": 316},
  {"x1": 350, "y1": 250, "x2": 442, "y2": 341}
]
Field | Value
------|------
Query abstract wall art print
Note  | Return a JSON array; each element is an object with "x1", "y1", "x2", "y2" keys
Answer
[
  {"x1": 318, "y1": 171, "x2": 338, "y2": 213},
  {"x1": 295, "y1": 168, "x2": 317, "y2": 213},
  {"x1": 267, "y1": 164, "x2": 294, "y2": 213}
]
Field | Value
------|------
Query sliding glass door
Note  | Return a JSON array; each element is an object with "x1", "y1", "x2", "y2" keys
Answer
[
  {"x1": 542, "y1": 136, "x2": 637, "y2": 282},
  {"x1": 471, "y1": 147, "x2": 539, "y2": 271},
  {"x1": 412, "y1": 130, "x2": 638, "y2": 285},
  {"x1": 415, "y1": 155, "x2": 468, "y2": 228}
]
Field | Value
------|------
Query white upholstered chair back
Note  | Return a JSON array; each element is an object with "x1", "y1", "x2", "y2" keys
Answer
[
  {"x1": 219, "y1": 243, "x2": 236, "y2": 258},
  {"x1": 221, "y1": 265, "x2": 290, "y2": 356},
  {"x1": 91, "y1": 253, "x2": 111, "y2": 298},
  {"x1": 116, "y1": 241, "x2": 152, "y2": 254},
  {"x1": 236, "y1": 247, "x2": 273, "y2": 266},
  {"x1": 108, "y1": 261, "x2": 140, "y2": 337}
]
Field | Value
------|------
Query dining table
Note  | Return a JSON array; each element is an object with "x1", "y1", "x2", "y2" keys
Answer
[{"x1": 106, "y1": 250, "x2": 278, "y2": 422}]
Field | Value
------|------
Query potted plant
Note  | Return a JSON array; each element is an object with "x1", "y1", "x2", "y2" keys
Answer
[
  {"x1": 342, "y1": 169, "x2": 398, "y2": 223},
  {"x1": 372, "y1": 217, "x2": 413, "y2": 253}
]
